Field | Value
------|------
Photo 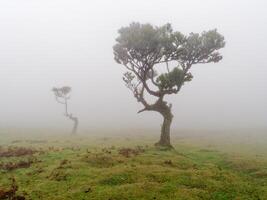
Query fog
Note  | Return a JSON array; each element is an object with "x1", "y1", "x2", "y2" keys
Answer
[{"x1": 0, "y1": 0, "x2": 266, "y2": 132}]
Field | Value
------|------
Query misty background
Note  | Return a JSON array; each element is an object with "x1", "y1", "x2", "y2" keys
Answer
[{"x1": 0, "y1": 0, "x2": 266, "y2": 132}]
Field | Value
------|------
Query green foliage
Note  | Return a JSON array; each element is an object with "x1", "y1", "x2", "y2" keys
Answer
[
  {"x1": 113, "y1": 22, "x2": 184, "y2": 65},
  {"x1": 181, "y1": 29, "x2": 225, "y2": 63},
  {"x1": 113, "y1": 22, "x2": 225, "y2": 96},
  {"x1": 156, "y1": 67, "x2": 193, "y2": 90}
]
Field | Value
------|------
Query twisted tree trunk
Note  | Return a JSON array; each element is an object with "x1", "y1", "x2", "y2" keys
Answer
[
  {"x1": 157, "y1": 113, "x2": 173, "y2": 147},
  {"x1": 64, "y1": 99, "x2": 78, "y2": 135},
  {"x1": 154, "y1": 110, "x2": 173, "y2": 148},
  {"x1": 68, "y1": 115, "x2": 78, "y2": 135},
  {"x1": 135, "y1": 86, "x2": 174, "y2": 148},
  {"x1": 153, "y1": 100, "x2": 174, "y2": 148}
]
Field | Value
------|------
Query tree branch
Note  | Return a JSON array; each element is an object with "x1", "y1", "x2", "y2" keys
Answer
[{"x1": 137, "y1": 107, "x2": 148, "y2": 113}]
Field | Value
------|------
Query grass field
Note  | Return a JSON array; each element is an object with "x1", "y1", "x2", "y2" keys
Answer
[{"x1": 0, "y1": 128, "x2": 267, "y2": 200}]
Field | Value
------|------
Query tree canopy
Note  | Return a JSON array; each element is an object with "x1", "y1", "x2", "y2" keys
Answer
[{"x1": 114, "y1": 22, "x2": 225, "y2": 101}]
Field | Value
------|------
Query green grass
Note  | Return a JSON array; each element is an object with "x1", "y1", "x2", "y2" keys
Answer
[{"x1": 0, "y1": 129, "x2": 267, "y2": 199}]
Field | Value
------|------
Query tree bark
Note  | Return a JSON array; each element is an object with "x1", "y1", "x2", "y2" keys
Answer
[
  {"x1": 153, "y1": 100, "x2": 173, "y2": 148},
  {"x1": 69, "y1": 115, "x2": 78, "y2": 135},
  {"x1": 155, "y1": 112, "x2": 173, "y2": 148},
  {"x1": 63, "y1": 99, "x2": 78, "y2": 135}
]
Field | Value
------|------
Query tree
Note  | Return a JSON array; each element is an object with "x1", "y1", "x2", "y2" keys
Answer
[
  {"x1": 52, "y1": 86, "x2": 78, "y2": 134},
  {"x1": 113, "y1": 22, "x2": 225, "y2": 148}
]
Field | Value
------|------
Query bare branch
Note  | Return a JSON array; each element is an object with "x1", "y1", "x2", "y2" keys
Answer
[
  {"x1": 137, "y1": 108, "x2": 147, "y2": 113},
  {"x1": 166, "y1": 62, "x2": 170, "y2": 73}
]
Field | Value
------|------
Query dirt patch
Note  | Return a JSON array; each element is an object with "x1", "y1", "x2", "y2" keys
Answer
[
  {"x1": 0, "y1": 157, "x2": 39, "y2": 171},
  {"x1": 118, "y1": 146, "x2": 145, "y2": 158},
  {"x1": 251, "y1": 170, "x2": 267, "y2": 178},
  {"x1": 0, "y1": 178, "x2": 26, "y2": 200},
  {"x1": 82, "y1": 153, "x2": 123, "y2": 168},
  {"x1": 0, "y1": 147, "x2": 38, "y2": 158},
  {"x1": 163, "y1": 160, "x2": 173, "y2": 166}
]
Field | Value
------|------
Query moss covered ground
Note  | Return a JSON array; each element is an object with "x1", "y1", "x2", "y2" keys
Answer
[{"x1": 0, "y1": 129, "x2": 266, "y2": 199}]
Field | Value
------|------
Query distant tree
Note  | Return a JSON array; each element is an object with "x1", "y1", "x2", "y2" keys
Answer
[
  {"x1": 113, "y1": 22, "x2": 225, "y2": 148},
  {"x1": 52, "y1": 86, "x2": 78, "y2": 134}
]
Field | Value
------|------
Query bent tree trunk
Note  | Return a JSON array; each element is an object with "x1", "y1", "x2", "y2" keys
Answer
[
  {"x1": 71, "y1": 117, "x2": 78, "y2": 135},
  {"x1": 155, "y1": 112, "x2": 173, "y2": 148},
  {"x1": 154, "y1": 101, "x2": 173, "y2": 148},
  {"x1": 67, "y1": 114, "x2": 78, "y2": 135},
  {"x1": 159, "y1": 114, "x2": 173, "y2": 146}
]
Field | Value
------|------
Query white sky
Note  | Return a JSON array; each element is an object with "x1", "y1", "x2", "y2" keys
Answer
[{"x1": 0, "y1": 0, "x2": 266, "y2": 131}]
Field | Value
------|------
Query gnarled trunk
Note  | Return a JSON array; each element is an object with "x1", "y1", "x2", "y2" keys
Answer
[
  {"x1": 153, "y1": 100, "x2": 173, "y2": 148},
  {"x1": 71, "y1": 117, "x2": 78, "y2": 135},
  {"x1": 64, "y1": 100, "x2": 78, "y2": 135},
  {"x1": 155, "y1": 112, "x2": 173, "y2": 148},
  {"x1": 69, "y1": 116, "x2": 78, "y2": 135}
]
